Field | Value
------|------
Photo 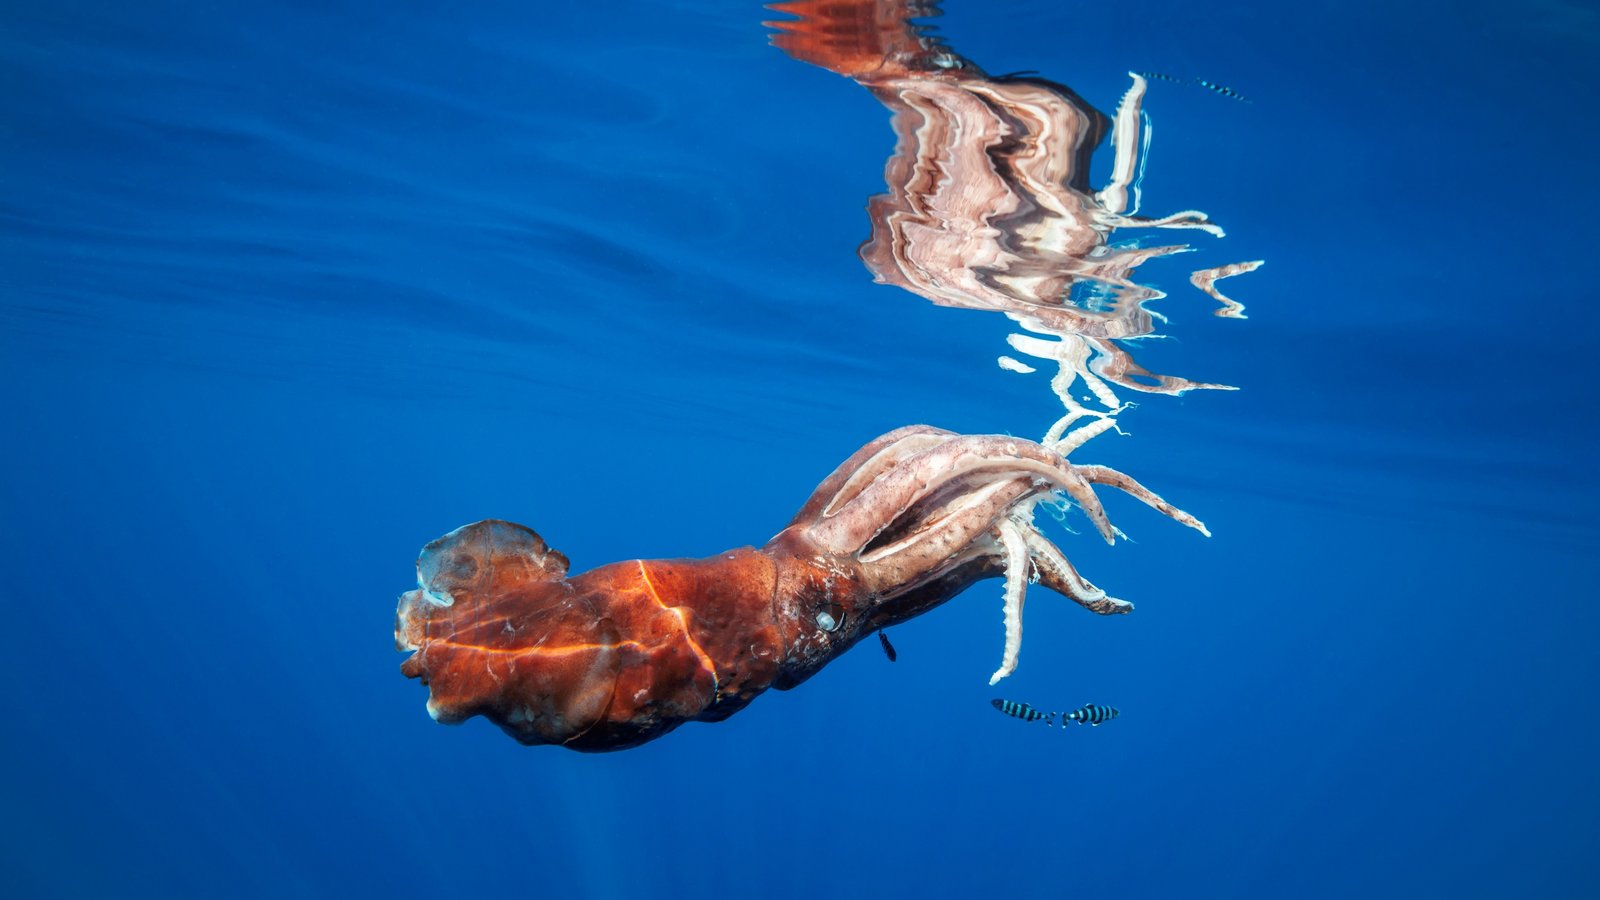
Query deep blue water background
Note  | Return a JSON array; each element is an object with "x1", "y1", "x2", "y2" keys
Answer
[{"x1": 4, "y1": 1, "x2": 1598, "y2": 897}]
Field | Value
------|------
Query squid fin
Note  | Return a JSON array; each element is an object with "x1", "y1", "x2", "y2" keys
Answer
[{"x1": 416, "y1": 519, "x2": 569, "y2": 608}]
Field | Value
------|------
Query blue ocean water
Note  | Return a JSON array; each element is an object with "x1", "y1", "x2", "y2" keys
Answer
[{"x1": 3, "y1": 0, "x2": 1597, "y2": 897}]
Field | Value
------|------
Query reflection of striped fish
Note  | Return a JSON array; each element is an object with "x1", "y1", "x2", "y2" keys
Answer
[
  {"x1": 991, "y1": 698, "x2": 1052, "y2": 724},
  {"x1": 1196, "y1": 79, "x2": 1251, "y2": 103},
  {"x1": 1064, "y1": 704, "x2": 1120, "y2": 726}
]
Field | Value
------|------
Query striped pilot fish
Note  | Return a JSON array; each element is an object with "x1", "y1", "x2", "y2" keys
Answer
[
  {"x1": 991, "y1": 698, "x2": 1054, "y2": 725},
  {"x1": 1062, "y1": 703, "x2": 1120, "y2": 726}
]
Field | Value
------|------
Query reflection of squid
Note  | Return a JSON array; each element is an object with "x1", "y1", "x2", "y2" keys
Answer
[
  {"x1": 771, "y1": 0, "x2": 1262, "y2": 443},
  {"x1": 397, "y1": 427, "x2": 1204, "y2": 751}
]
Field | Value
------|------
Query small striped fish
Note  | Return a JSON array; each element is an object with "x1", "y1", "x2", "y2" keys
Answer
[
  {"x1": 991, "y1": 698, "x2": 1053, "y2": 724},
  {"x1": 1196, "y1": 79, "x2": 1251, "y2": 103},
  {"x1": 1063, "y1": 704, "x2": 1120, "y2": 726},
  {"x1": 1137, "y1": 71, "x2": 1183, "y2": 83}
]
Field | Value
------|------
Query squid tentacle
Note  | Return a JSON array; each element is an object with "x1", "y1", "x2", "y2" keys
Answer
[
  {"x1": 855, "y1": 476, "x2": 1032, "y2": 595},
  {"x1": 988, "y1": 517, "x2": 1033, "y2": 685},
  {"x1": 819, "y1": 431, "x2": 956, "y2": 520},
  {"x1": 1074, "y1": 464, "x2": 1210, "y2": 537},
  {"x1": 788, "y1": 425, "x2": 955, "y2": 528},
  {"x1": 1021, "y1": 525, "x2": 1132, "y2": 616},
  {"x1": 809, "y1": 435, "x2": 1116, "y2": 552}
]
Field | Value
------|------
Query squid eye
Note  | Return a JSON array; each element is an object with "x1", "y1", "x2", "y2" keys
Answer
[{"x1": 815, "y1": 602, "x2": 845, "y2": 633}]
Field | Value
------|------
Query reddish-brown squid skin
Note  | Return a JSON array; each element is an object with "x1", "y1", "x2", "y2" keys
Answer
[
  {"x1": 393, "y1": 512, "x2": 1000, "y2": 753},
  {"x1": 394, "y1": 521, "x2": 899, "y2": 752}
]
